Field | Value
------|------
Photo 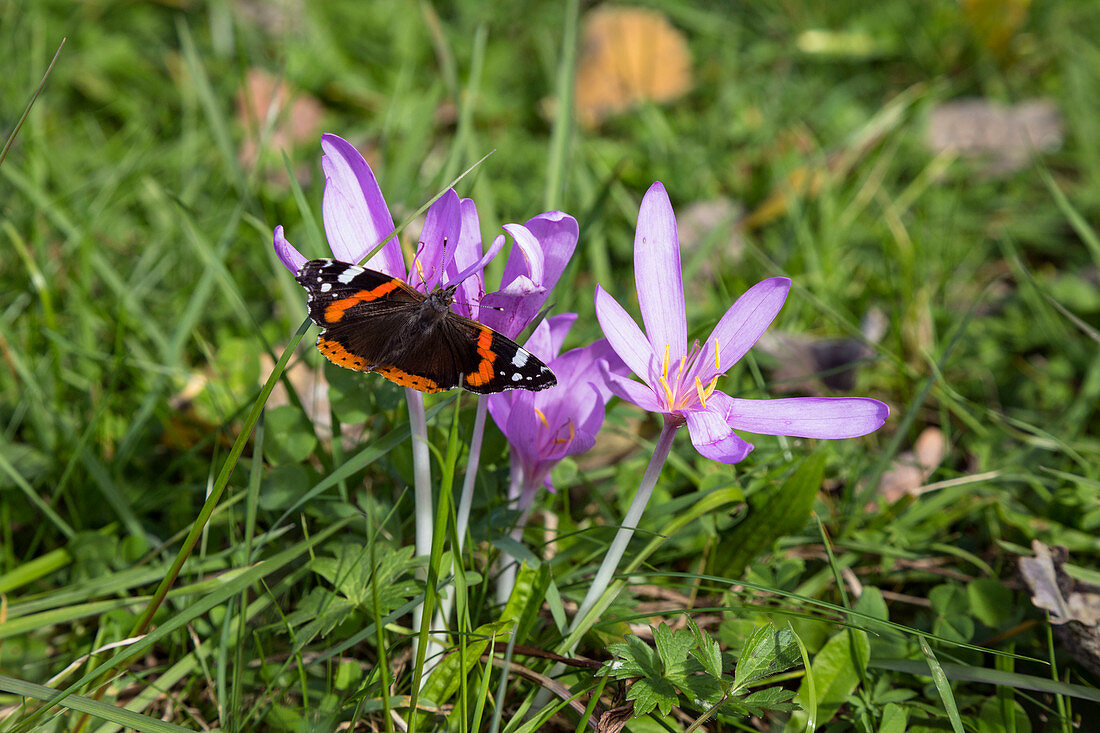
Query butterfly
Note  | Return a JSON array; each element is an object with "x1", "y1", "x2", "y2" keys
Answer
[{"x1": 295, "y1": 259, "x2": 557, "y2": 394}]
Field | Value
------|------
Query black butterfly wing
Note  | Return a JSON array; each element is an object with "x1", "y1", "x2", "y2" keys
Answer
[
  {"x1": 296, "y1": 259, "x2": 422, "y2": 329},
  {"x1": 440, "y1": 315, "x2": 558, "y2": 394}
]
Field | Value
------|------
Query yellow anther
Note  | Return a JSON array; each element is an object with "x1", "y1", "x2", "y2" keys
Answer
[
  {"x1": 533, "y1": 407, "x2": 550, "y2": 429},
  {"x1": 553, "y1": 420, "x2": 575, "y2": 445},
  {"x1": 659, "y1": 375, "x2": 675, "y2": 409},
  {"x1": 704, "y1": 374, "x2": 719, "y2": 399},
  {"x1": 694, "y1": 376, "x2": 708, "y2": 409},
  {"x1": 714, "y1": 339, "x2": 721, "y2": 372},
  {"x1": 677, "y1": 355, "x2": 687, "y2": 382},
  {"x1": 661, "y1": 343, "x2": 671, "y2": 380}
]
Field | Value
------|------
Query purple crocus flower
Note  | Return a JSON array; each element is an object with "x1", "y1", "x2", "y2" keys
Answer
[
  {"x1": 274, "y1": 133, "x2": 504, "y2": 301},
  {"x1": 595, "y1": 181, "x2": 888, "y2": 462},
  {"x1": 487, "y1": 314, "x2": 621, "y2": 514}
]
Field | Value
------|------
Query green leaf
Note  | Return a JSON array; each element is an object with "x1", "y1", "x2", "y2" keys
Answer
[
  {"x1": 732, "y1": 625, "x2": 801, "y2": 692},
  {"x1": 419, "y1": 619, "x2": 510, "y2": 706},
  {"x1": 978, "y1": 696, "x2": 1030, "y2": 733},
  {"x1": 652, "y1": 622, "x2": 694, "y2": 672},
  {"x1": 605, "y1": 635, "x2": 661, "y2": 680},
  {"x1": 626, "y1": 677, "x2": 678, "y2": 718},
  {"x1": 0, "y1": 674, "x2": 191, "y2": 732},
  {"x1": 967, "y1": 578, "x2": 1014, "y2": 628},
  {"x1": 928, "y1": 583, "x2": 968, "y2": 618},
  {"x1": 878, "y1": 702, "x2": 909, "y2": 733},
  {"x1": 709, "y1": 451, "x2": 826, "y2": 578},
  {"x1": 788, "y1": 628, "x2": 870, "y2": 730},
  {"x1": 264, "y1": 404, "x2": 318, "y2": 464},
  {"x1": 688, "y1": 617, "x2": 724, "y2": 679},
  {"x1": 723, "y1": 686, "x2": 799, "y2": 717},
  {"x1": 920, "y1": 636, "x2": 964, "y2": 733}
]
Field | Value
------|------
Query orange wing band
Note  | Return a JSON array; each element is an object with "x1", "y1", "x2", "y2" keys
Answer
[
  {"x1": 324, "y1": 280, "x2": 402, "y2": 323},
  {"x1": 463, "y1": 328, "x2": 497, "y2": 387}
]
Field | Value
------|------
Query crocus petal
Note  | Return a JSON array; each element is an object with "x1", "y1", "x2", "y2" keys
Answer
[
  {"x1": 449, "y1": 233, "x2": 504, "y2": 293},
  {"x1": 447, "y1": 198, "x2": 485, "y2": 318},
  {"x1": 600, "y1": 364, "x2": 667, "y2": 414},
  {"x1": 412, "y1": 189, "x2": 461, "y2": 292},
  {"x1": 497, "y1": 212, "x2": 578, "y2": 305},
  {"x1": 486, "y1": 391, "x2": 513, "y2": 436},
  {"x1": 546, "y1": 313, "x2": 577, "y2": 358},
  {"x1": 521, "y1": 316, "x2": 559, "y2": 364},
  {"x1": 684, "y1": 402, "x2": 755, "y2": 464},
  {"x1": 519, "y1": 211, "x2": 578, "y2": 292},
  {"x1": 723, "y1": 395, "x2": 890, "y2": 438},
  {"x1": 502, "y1": 223, "x2": 546, "y2": 289},
  {"x1": 694, "y1": 277, "x2": 792, "y2": 384},
  {"x1": 635, "y1": 182, "x2": 687, "y2": 361},
  {"x1": 594, "y1": 284, "x2": 659, "y2": 385},
  {"x1": 274, "y1": 225, "x2": 307, "y2": 274},
  {"x1": 504, "y1": 395, "x2": 543, "y2": 465},
  {"x1": 319, "y1": 133, "x2": 404, "y2": 277}
]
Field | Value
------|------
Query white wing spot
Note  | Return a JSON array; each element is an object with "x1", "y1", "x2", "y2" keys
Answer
[
  {"x1": 337, "y1": 268, "x2": 357, "y2": 284},
  {"x1": 511, "y1": 350, "x2": 529, "y2": 368},
  {"x1": 511, "y1": 373, "x2": 522, "y2": 382},
  {"x1": 316, "y1": 276, "x2": 323, "y2": 282},
  {"x1": 320, "y1": 282, "x2": 332, "y2": 293}
]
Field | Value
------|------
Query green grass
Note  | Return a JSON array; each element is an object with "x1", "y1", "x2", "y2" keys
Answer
[{"x1": 2, "y1": 0, "x2": 1099, "y2": 730}]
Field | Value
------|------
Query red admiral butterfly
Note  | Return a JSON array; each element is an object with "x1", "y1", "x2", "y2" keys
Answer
[{"x1": 296, "y1": 259, "x2": 557, "y2": 394}]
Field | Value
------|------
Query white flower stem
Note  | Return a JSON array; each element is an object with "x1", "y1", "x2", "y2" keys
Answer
[
  {"x1": 567, "y1": 415, "x2": 681, "y2": 637},
  {"x1": 454, "y1": 396, "x2": 488, "y2": 553},
  {"x1": 530, "y1": 416, "x2": 681, "y2": 716},
  {"x1": 495, "y1": 460, "x2": 526, "y2": 606},
  {"x1": 405, "y1": 388, "x2": 442, "y2": 684}
]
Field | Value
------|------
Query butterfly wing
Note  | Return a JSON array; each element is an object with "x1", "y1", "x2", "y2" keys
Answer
[{"x1": 441, "y1": 315, "x2": 558, "y2": 394}]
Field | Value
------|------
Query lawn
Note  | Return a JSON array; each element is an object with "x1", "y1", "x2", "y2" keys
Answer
[{"x1": 1, "y1": 0, "x2": 1099, "y2": 730}]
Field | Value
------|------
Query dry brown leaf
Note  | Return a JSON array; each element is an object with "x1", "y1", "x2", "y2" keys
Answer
[
  {"x1": 758, "y1": 309, "x2": 886, "y2": 395},
  {"x1": 1019, "y1": 541, "x2": 1100, "y2": 675},
  {"x1": 574, "y1": 5, "x2": 692, "y2": 128},
  {"x1": 236, "y1": 68, "x2": 325, "y2": 171},
  {"x1": 877, "y1": 427, "x2": 946, "y2": 503}
]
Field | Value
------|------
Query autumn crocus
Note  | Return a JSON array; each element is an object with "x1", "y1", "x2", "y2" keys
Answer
[
  {"x1": 572, "y1": 181, "x2": 889, "y2": 635},
  {"x1": 273, "y1": 133, "x2": 506, "y2": 677}
]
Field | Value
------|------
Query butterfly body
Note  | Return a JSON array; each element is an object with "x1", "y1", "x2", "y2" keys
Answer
[{"x1": 295, "y1": 259, "x2": 556, "y2": 394}]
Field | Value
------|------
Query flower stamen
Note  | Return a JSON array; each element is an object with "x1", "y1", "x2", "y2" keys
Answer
[
  {"x1": 533, "y1": 407, "x2": 550, "y2": 429},
  {"x1": 660, "y1": 344, "x2": 675, "y2": 409},
  {"x1": 553, "y1": 420, "x2": 575, "y2": 445},
  {"x1": 714, "y1": 339, "x2": 721, "y2": 372},
  {"x1": 694, "y1": 376, "x2": 708, "y2": 409}
]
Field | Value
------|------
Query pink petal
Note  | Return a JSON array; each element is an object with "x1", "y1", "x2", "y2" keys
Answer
[
  {"x1": 693, "y1": 277, "x2": 792, "y2": 384},
  {"x1": 486, "y1": 391, "x2": 513, "y2": 435},
  {"x1": 447, "y1": 198, "x2": 485, "y2": 317},
  {"x1": 521, "y1": 314, "x2": 575, "y2": 364},
  {"x1": 520, "y1": 211, "x2": 578, "y2": 293},
  {"x1": 635, "y1": 182, "x2": 687, "y2": 361},
  {"x1": 600, "y1": 364, "x2": 667, "y2": 414},
  {"x1": 545, "y1": 313, "x2": 578, "y2": 358},
  {"x1": 502, "y1": 223, "x2": 546, "y2": 287},
  {"x1": 724, "y1": 395, "x2": 889, "y2": 438},
  {"x1": 684, "y1": 403, "x2": 755, "y2": 464},
  {"x1": 412, "y1": 189, "x2": 461, "y2": 292},
  {"x1": 449, "y1": 233, "x2": 504, "y2": 295},
  {"x1": 320, "y1": 133, "x2": 404, "y2": 277},
  {"x1": 594, "y1": 285, "x2": 659, "y2": 385},
  {"x1": 274, "y1": 225, "x2": 307, "y2": 273}
]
